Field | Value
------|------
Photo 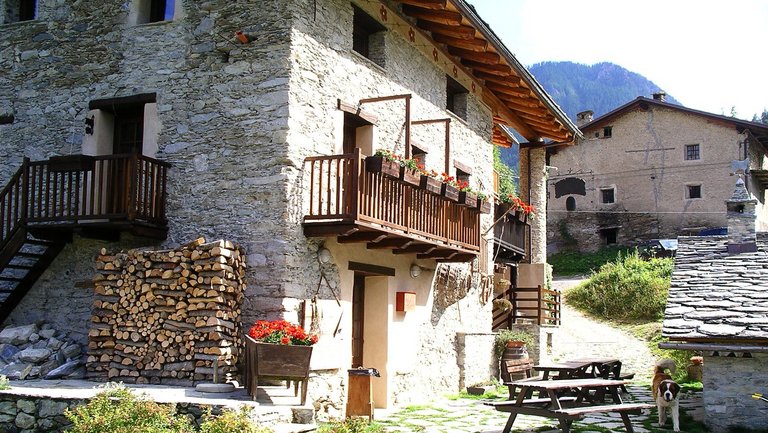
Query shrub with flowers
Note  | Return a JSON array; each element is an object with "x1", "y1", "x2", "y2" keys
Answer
[
  {"x1": 248, "y1": 320, "x2": 318, "y2": 346},
  {"x1": 374, "y1": 148, "x2": 420, "y2": 171},
  {"x1": 499, "y1": 193, "x2": 535, "y2": 217}
]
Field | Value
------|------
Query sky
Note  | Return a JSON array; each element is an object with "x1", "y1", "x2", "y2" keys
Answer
[{"x1": 470, "y1": 0, "x2": 768, "y2": 121}]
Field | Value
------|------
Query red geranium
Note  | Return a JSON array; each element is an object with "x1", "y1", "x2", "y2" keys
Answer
[{"x1": 248, "y1": 319, "x2": 318, "y2": 346}]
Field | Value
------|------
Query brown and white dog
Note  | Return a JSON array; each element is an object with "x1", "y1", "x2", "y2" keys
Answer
[{"x1": 652, "y1": 359, "x2": 681, "y2": 432}]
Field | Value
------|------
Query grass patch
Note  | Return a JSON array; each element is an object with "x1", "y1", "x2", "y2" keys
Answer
[
  {"x1": 316, "y1": 418, "x2": 384, "y2": 433},
  {"x1": 565, "y1": 251, "x2": 673, "y2": 320},
  {"x1": 549, "y1": 246, "x2": 630, "y2": 276}
]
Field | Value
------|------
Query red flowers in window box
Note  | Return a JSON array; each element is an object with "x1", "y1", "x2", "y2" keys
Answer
[{"x1": 248, "y1": 319, "x2": 318, "y2": 346}]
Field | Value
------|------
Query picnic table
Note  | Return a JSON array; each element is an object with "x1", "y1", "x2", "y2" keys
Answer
[
  {"x1": 568, "y1": 357, "x2": 622, "y2": 379},
  {"x1": 486, "y1": 377, "x2": 653, "y2": 433},
  {"x1": 532, "y1": 360, "x2": 593, "y2": 380}
]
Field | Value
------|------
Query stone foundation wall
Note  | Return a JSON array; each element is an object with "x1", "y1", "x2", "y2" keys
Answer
[
  {"x1": 87, "y1": 239, "x2": 245, "y2": 386},
  {"x1": 702, "y1": 352, "x2": 768, "y2": 431}
]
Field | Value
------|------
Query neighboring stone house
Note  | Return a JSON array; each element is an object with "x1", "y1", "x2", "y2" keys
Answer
[
  {"x1": 547, "y1": 93, "x2": 768, "y2": 253},
  {"x1": 661, "y1": 178, "x2": 768, "y2": 431},
  {"x1": 0, "y1": 0, "x2": 578, "y2": 412}
]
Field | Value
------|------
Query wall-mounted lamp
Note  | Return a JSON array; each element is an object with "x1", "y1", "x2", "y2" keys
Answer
[
  {"x1": 84, "y1": 116, "x2": 94, "y2": 135},
  {"x1": 409, "y1": 264, "x2": 434, "y2": 278},
  {"x1": 318, "y1": 247, "x2": 332, "y2": 264}
]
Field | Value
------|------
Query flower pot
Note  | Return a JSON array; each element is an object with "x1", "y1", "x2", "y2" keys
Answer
[
  {"x1": 419, "y1": 175, "x2": 442, "y2": 195},
  {"x1": 365, "y1": 155, "x2": 400, "y2": 179},
  {"x1": 441, "y1": 183, "x2": 459, "y2": 202},
  {"x1": 458, "y1": 191, "x2": 477, "y2": 208},
  {"x1": 477, "y1": 198, "x2": 492, "y2": 214},
  {"x1": 244, "y1": 336, "x2": 313, "y2": 405},
  {"x1": 399, "y1": 167, "x2": 421, "y2": 186}
]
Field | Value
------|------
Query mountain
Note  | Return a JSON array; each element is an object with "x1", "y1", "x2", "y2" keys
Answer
[{"x1": 528, "y1": 61, "x2": 680, "y2": 120}]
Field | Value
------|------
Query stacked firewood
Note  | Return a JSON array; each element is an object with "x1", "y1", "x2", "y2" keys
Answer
[{"x1": 86, "y1": 238, "x2": 245, "y2": 385}]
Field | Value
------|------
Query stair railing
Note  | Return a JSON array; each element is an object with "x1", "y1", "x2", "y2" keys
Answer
[{"x1": 0, "y1": 159, "x2": 28, "y2": 254}]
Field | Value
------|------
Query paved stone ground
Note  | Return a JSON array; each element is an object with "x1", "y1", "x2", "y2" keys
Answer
[{"x1": 375, "y1": 277, "x2": 707, "y2": 433}]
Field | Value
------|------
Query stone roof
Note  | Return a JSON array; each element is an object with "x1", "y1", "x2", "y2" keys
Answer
[{"x1": 662, "y1": 233, "x2": 768, "y2": 342}]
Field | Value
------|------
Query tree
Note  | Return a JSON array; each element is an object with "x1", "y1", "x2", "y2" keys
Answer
[
  {"x1": 752, "y1": 109, "x2": 768, "y2": 124},
  {"x1": 494, "y1": 146, "x2": 517, "y2": 198}
]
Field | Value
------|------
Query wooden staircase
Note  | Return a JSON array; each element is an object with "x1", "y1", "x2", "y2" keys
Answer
[{"x1": 0, "y1": 154, "x2": 170, "y2": 323}]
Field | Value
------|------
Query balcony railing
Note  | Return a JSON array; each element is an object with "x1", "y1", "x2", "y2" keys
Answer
[
  {"x1": 303, "y1": 149, "x2": 480, "y2": 260},
  {"x1": 1, "y1": 154, "x2": 169, "y2": 248},
  {"x1": 493, "y1": 203, "x2": 528, "y2": 261},
  {"x1": 492, "y1": 285, "x2": 561, "y2": 328}
]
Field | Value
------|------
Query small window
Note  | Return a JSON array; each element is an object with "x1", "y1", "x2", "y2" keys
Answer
[
  {"x1": 600, "y1": 188, "x2": 615, "y2": 204},
  {"x1": 412, "y1": 145, "x2": 427, "y2": 169},
  {"x1": 446, "y1": 76, "x2": 468, "y2": 120},
  {"x1": 566, "y1": 197, "x2": 576, "y2": 211},
  {"x1": 687, "y1": 185, "x2": 702, "y2": 199},
  {"x1": 352, "y1": 5, "x2": 386, "y2": 67},
  {"x1": 601, "y1": 228, "x2": 618, "y2": 245},
  {"x1": 132, "y1": 0, "x2": 175, "y2": 25},
  {"x1": 456, "y1": 167, "x2": 470, "y2": 184},
  {"x1": 603, "y1": 126, "x2": 612, "y2": 138},
  {"x1": 4, "y1": 0, "x2": 37, "y2": 23},
  {"x1": 685, "y1": 144, "x2": 700, "y2": 161}
]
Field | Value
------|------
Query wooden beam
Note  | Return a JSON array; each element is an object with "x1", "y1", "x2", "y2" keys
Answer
[
  {"x1": 416, "y1": 19, "x2": 476, "y2": 39},
  {"x1": 368, "y1": 238, "x2": 414, "y2": 249},
  {"x1": 391, "y1": 0, "x2": 447, "y2": 10},
  {"x1": 402, "y1": 4, "x2": 462, "y2": 25},
  {"x1": 432, "y1": 33, "x2": 488, "y2": 52},
  {"x1": 303, "y1": 224, "x2": 358, "y2": 238},
  {"x1": 461, "y1": 59, "x2": 512, "y2": 75},
  {"x1": 447, "y1": 46, "x2": 500, "y2": 64},
  {"x1": 485, "y1": 82, "x2": 532, "y2": 98},
  {"x1": 482, "y1": 90, "x2": 537, "y2": 140},
  {"x1": 338, "y1": 231, "x2": 387, "y2": 243},
  {"x1": 392, "y1": 244, "x2": 438, "y2": 254},
  {"x1": 472, "y1": 70, "x2": 522, "y2": 87},
  {"x1": 417, "y1": 249, "x2": 458, "y2": 260},
  {"x1": 437, "y1": 253, "x2": 477, "y2": 263},
  {"x1": 348, "y1": 261, "x2": 396, "y2": 277}
]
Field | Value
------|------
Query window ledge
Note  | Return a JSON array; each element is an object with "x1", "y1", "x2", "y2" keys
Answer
[
  {"x1": 446, "y1": 109, "x2": 468, "y2": 126},
  {"x1": 0, "y1": 19, "x2": 43, "y2": 28},
  {"x1": 131, "y1": 20, "x2": 175, "y2": 28},
  {"x1": 350, "y1": 49, "x2": 386, "y2": 74}
]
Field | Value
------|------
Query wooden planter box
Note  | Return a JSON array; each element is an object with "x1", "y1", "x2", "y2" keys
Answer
[
  {"x1": 399, "y1": 167, "x2": 421, "y2": 186},
  {"x1": 477, "y1": 198, "x2": 492, "y2": 214},
  {"x1": 458, "y1": 191, "x2": 477, "y2": 208},
  {"x1": 48, "y1": 154, "x2": 94, "y2": 172},
  {"x1": 365, "y1": 156, "x2": 400, "y2": 179},
  {"x1": 244, "y1": 336, "x2": 313, "y2": 405},
  {"x1": 441, "y1": 183, "x2": 459, "y2": 202},
  {"x1": 419, "y1": 175, "x2": 442, "y2": 195}
]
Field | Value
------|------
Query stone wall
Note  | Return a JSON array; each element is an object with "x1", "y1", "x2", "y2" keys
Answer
[
  {"x1": 547, "y1": 104, "x2": 755, "y2": 253},
  {"x1": 702, "y1": 352, "x2": 768, "y2": 431}
]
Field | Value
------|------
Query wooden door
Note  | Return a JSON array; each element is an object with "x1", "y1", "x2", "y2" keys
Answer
[{"x1": 351, "y1": 274, "x2": 365, "y2": 368}]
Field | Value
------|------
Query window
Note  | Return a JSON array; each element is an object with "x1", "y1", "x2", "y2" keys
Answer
[
  {"x1": 601, "y1": 228, "x2": 618, "y2": 245},
  {"x1": 446, "y1": 76, "x2": 468, "y2": 120},
  {"x1": 603, "y1": 126, "x2": 612, "y2": 138},
  {"x1": 566, "y1": 197, "x2": 576, "y2": 211},
  {"x1": 685, "y1": 144, "x2": 700, "y2": 161},
  {"x1": 600, "y1": 188, "x2": 615, "y2": 204},
  {"x1": 687, "y1": 185, "x2": 702, "y2": 199},
  {"x1": 4, "y1": 0, "x2": 37, "y2": 23},
  {"x1": 412, "y1": 145, "x2": 427, "y2": 169},
  {"x1": 130, "y1": 0, "x2": 175, "y2": 25},
  {"x1": 352, "y1": 5, "x2": 386, "y2": 67}
]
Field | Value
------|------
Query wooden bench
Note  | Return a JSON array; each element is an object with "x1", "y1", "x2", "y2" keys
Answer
[
  {"x1": 552, "y1": 403, "x2": 654, "y2": 433},
  {"x1": 488, "y1": 396, "x2": 578, "y2": 408},
  {"x1": 502, "y1": 358, "x2": 535, "y2": 399}
]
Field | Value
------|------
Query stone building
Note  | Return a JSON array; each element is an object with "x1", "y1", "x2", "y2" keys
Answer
[
  {"x1": 547, "y1": 93, "x2": 768, "y2": 253},
  {"x1": 660, "y1": 178, "x2": 768, "y2": 431},
  {"x1": 0, "y1": 0, "x2": 578, "y2": 411}
]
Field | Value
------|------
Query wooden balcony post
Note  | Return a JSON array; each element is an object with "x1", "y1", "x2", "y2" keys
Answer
[
  {"x1": 405, "y1": 95, "x2": 411, "y2": 159},
  {"x1": 20, "y1": 157, "x2": 29, "y2": 225},
  {"x1": 537, "y1": 285, "x2": 543, "y2": 325},
  {"x1": 351, "y1": 148, "x2": 361, "y2": 220},
  {"x1": 444, "y1": 119, "x2": 450, "y2": 174},
  {"x1": 127, "y1": 154, "x2": 138, "y2": 221}
]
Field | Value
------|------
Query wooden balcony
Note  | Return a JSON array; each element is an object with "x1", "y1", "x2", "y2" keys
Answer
[
  {"x1": 1, "y1": 154, "x2": 170, "y2": 243},
  {"x1": 493, "y1": 203, "x2": 528, "y2": 262},
  {"x1": 303, "y1": 149, "x2": 480, "y2": 262}
]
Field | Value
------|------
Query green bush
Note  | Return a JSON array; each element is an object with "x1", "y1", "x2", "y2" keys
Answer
[
  {"x1": 0, "y1": 375, "x2": 9, "y2": 390},
  {"x1": 565, "y1": 251, "x2": 673, "y2": 320},
  {"x1": 317, "y1": 418, "x2": 384, "y2": 433},
  {"x1": 200, "y1": 406, "x2": 273, "y2": 433},
  {"x1": 493, "y1": 329, "x2": 535, "y2": 358},
  {"x1": 65, "y1": 384, "x2": 193, "y2": 433},
  {"x1": 549, "y1": 246, "x2": 630, "y2": 276}
]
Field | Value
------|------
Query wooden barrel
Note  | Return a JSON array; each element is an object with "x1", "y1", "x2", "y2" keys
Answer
[{"x1": 500, "y1": 344, "x2": 529, "y2": 382}]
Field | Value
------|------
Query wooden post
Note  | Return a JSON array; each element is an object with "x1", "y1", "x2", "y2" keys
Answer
[
  {"x1": 404, "y1": 95, "x2": 411, "y2": 159},
  {"x1": 351, "y1": 148, "x2": 361, "y2": 220}
]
